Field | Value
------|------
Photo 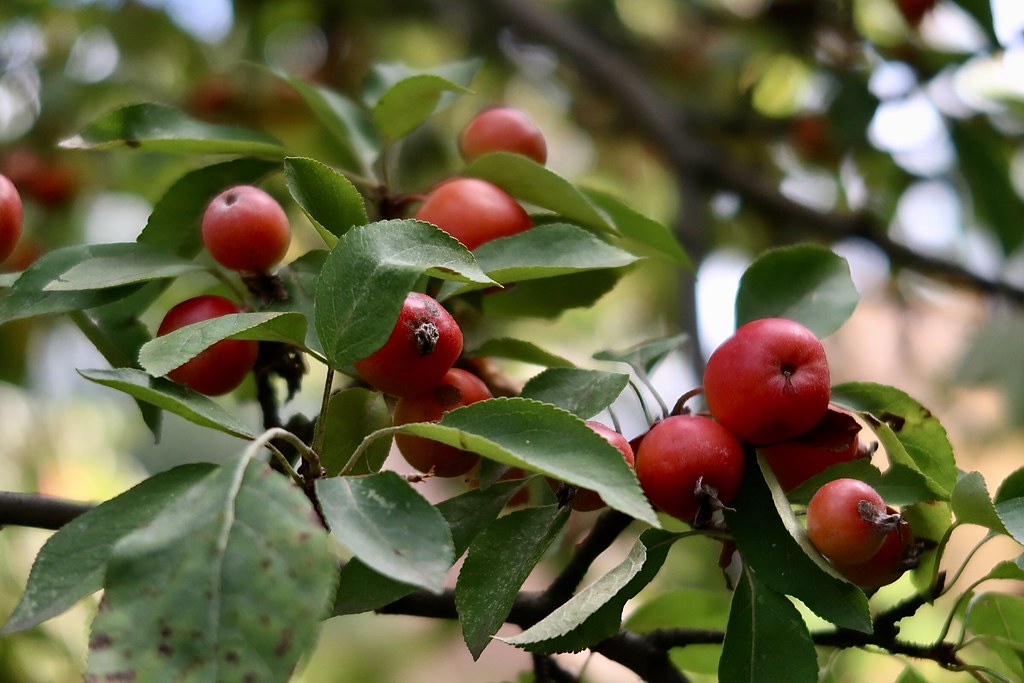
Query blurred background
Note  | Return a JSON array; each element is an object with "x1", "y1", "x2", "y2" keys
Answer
[{"x1": 2, "y1": 0, "x2": 1024, "y2": 681}]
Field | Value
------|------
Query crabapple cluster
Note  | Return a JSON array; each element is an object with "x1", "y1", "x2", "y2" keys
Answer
[
  {"x1": 633, "y1": 317, "x2": 916, "y2": 588},
  {"x1": 0, "y1": 173, "x2": 24, "y2": 265}
]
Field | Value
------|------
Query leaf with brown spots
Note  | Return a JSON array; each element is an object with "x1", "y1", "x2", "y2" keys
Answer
[{"x1": 85, "y1": 454, "x2": 337, "y2": 683}]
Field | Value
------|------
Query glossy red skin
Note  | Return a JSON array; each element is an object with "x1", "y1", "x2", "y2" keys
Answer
[
  {"x1": 635, "y1": 414, "x2": 746, "y2": 523},
  {"x1": 0, "y1": 173, "x2": 23, "y2": 263},
  {"x1": 157, "y1": 295, "x2": 258, "y2": 396},
  {"x1": 806, "y1": 478, "x2": 888, "y2": 565},
  {"x1": 703, "y1": 317, "x2": 830, "y2": 445},
  {"x1": 760, "y1": 407, "x2": 863, "y2": 492},
  {"x1": 414, "y1": 178, "x2": 532, "y2": 250},
  {"x1": 393, "y1": 368, "x2": 493, "y2": 477},
  {"x1": 548, "y1": 421, "x2": 635, "y2": 512},
  {"x1": 833, "y1": 512, "x2": 912, "y2": 588},
  {"x1": 354, "y1": 292, "x2": 463, "y2": 397},
  {"x1": 459, "y1": 107, "x2": 548, "y2": 165},
  {"x1": 202, "y1": 185, "x2": 291, "y2": 272}
]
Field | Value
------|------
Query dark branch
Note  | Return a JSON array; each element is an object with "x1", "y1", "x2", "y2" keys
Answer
[
  {"x1": 0, "y1": 491, "x2": 93, "y2": 531},
  {"x1": 454, "y1": 0, "x2": 1024, "y2": 305},
  {"x1": 542, "y1": 509, "x2": 633, "y2": 605}
]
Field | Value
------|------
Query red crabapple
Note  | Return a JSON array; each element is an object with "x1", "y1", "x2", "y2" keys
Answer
[
  {"x1": 760, "y1": 407, "x2": 865, "y2": 492},
  {"x1": 806, "y1": 478, "x2": 900, "y2": 565},
  {"x1": 414, "y1": 178, "x2": 532, "y2": 251},
  {"x1": 459, "y1": 107, "x2": 548, "y2": 165},
  {"x1": 548, "y1": 421, "x2": 635, "y2": 512},
  {"x1": 703, "y1": 317, "x2": 831, "y2": 445},
  {"x1": 157, "y1": 295, "x2": 259, "y2": 396},
  {"x1": 393, "y1": 367, "x2": 493, "y2": 477},
  {"x1": 202, "y1": 185, "x2": 291, "y2": 272},
  {"x1": 0, "y1": 173, "x2": 23, "y2": 264},
  {"x1": 635, "y1": 414, "x2": 746, "y2": 523},
  {"x1": 353, "y1": 292, "x2": 463, "y2": 397}
]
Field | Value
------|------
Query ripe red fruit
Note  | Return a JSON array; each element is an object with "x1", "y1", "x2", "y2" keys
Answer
[
  {"x1": 1, "y1": 149, "x2": 78, "y2": 208},
  {"x1": 760, "y1": 407, "x2": 865, "y2": 492},
  {"x1": 414, "y1": 177, "x2": 532, "y2": 250},
  {"x1": 703, "y1": 317, "x2": 831, "y2": 445},
  {"x1": 548, "y1": 421, "x2": 636, "y2": 512},
  {"x1": 897, "y1": 0, "x2": 936, "y2": 25},
  {"x1": 393, "y1": 367, "x2": 493, "y2": 477},
  {"x1": 353, "y1": 292, "x2": 463, "y2": 397},
  {"x1": 0, "y1": 173, "x2": 24, "y2": 264},
  {"x1": 459, "y1": 107, "x2": 548, "y2": 165},
  {"x1": 156, "y1": 295, "x2": 259, "y2": 396},
  {"x1": 806, "y1": 478, "x2": 897, "y2": 565},
  {"x1": 201, "y1": 185, "x2": 291, "y2": 272},
  {"x1": 833, "y1": 512, "x2": 913, "y2": 588},
  {"x1": 635, "y1": 414, "x2": 746, "y2": 522}
]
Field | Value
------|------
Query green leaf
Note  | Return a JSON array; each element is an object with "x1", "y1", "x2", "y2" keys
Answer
[
  {"x1": 464, "y1": 152, "x2": 613, "y2": 231},
  {"x1": 86, "y1": 455, "x2": 337, "y2": 683},
  {"x1": 269, "y1": 70, "x2": 380, "y2": 175},
  {"x1": 61, "y1": 102, "x2": 286, "y2": 156},
  {"x1": 995, "y1": 467, "x2": 1024, "y2": 545},
  {"x1": 138, "y1": 311, "x2": 307, "y2": 378},
  {"x1": 332, "y1": 480, "x2": 526, "y2": 615},
  {"x1": 521, "y1": 368, "x2": 629, "y2": 419},
  {"x1": 371, "y1": 62, "x2": 477, "y2": 143},
  {"x1": 966, "y1": 592, "x2": 1024, "y2": 674},
  {"x1": 381, "y1": 397, "x2": 657, "y2": 525},
  {"x1": 831, "y1": 382, "x2": 957, "y2": 499},
  {"x1": 952, "y1": 471, "x2": 1008, "y2": 535},
  {"x1": 952, "y1": 121, "x2": 1024, "y2": 254},
  {"x1": 319, "y1": 388, "x2": 392, "y2": 476},
  {"x1": 582, "y1": 189, "x2": 691, "y2": 267},
  {"x1": 719, "y1": 566, "x2": 818, "y2": 683},
  {"x1": 313, "y1": 219, "x2": 492, "y2": 368},
  {"x1": 41, "y1": 244, "x2": 204, "y2": 291},
  {"x1": 137, "y1": 158, "x2": 280, "y2": 257},
  {"x1": 594, "y1": 334, "x2": 689, "y2": 376},
  {"x1": 957, "y1": 315, "x2": 1024, "y2": 426},
  {"x1": 0, "y1": 245, "x2": 148, "y2": 325},
  {"x1": 498, "y1": 528, "x2": 673, "y2": 654},
  {"x1": 483, "y1": 268, "x2": 622, "y2": 319},
  {"x1": 283, "y1": 157, "x2": 368, "y2": 248},
  {"x1": 267, "y1": 250, "x2": 327, "y2": 354},
  {"x1": 2, "y1": 464, "x2": 214, "y2": 634},
  {"x1": 465, "y1": 338, "x2": 575, "y2": 368},
  {"x1": 436, "y1": 223, "x2": 639, "y2": 299},
  {"x1": 726, "y1": 457, "x2": 872, "y2": 632},
  {"x1": 316, "y1": 472, "x2": 455, "y2": 593},
  {"x1": 735, "y1": 244, "x2": 859, "y2": 337},
  {"x1": 78, "y1": 368, "x2": 256, "y2": 439},
  {"x1": 456, "y1": 505, "x2": 570, "y2": 658}
]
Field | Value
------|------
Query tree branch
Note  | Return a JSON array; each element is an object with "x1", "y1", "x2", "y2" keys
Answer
[{"x1": 0, "y1": 491, "x2": 93, "y2": 531}]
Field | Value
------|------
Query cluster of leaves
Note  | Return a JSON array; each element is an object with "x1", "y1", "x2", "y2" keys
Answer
[{"x1": 1, "y1": 59, "x2": 1023, "y2": 683}]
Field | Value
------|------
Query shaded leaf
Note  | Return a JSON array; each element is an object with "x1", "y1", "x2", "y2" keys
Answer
[
  {"x1": 284, "y1": 157, "x2": 368, "y2": 247},
  {"x1": 735, "y1": 244, "x2": 858, "y2": 337},
  {"x1": 456, "y1": 505, "x2": 570, "y2": 658},
  {"x1": 138, "y1": 312, "x2": 307, "y2": 378},
  {"x1": 483, "y1": 268, "x2": 622, "y2": 318},
  {"x1": 319, "y1": 388, "x2": 392, "y2": 476},
  {"x1": 86, "y1": 456, "x2": 336, "y2": 683},
  {"x1": 378, "y1": 397, "x2": 657, "y2": 525},
  {"x1": 42, "y1": 245, "x2": 204, "y2": 291},
  {"x1": 332, "y1": 480, "x2": 526, "y2": 615},
  {"x1": 465, "y1": 338, "x2": 575, "y2": 368},
  {"x1": 594, "y1": 334, "x2": 688, "y2": 376},
  {"x1": 78, "y1": 368, "x2": 256, "y2": 439},
  {"x1": 464, "y1": 152, "x2": 613, "y2": 231},
  {"x1": 316, "y1": 472, "x2": 454, "y2": 593},
  {"x1": 2, "y1": 464, "x2": 214, "y2": 634},
  {"x1": 521, "y1": 368, "x2": 629, "y2": 419},
  {"x1": 369, "y1": 60, "x2": 478, "y2": 143},
  {"x1": 952, "y1": 471, "x2": 1008, "y2": 535},
  {"x1": 583, "y1": 189, "x2": 691, "y2": 266},
  {"x1": 719, "y1": 566, "x2": 818, "y2": 683}
]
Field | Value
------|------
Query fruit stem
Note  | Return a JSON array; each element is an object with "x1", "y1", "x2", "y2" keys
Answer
[
  {"x1": 858, "y1": 500, "x2": 902, "y2": 534},
  {"x1": 671, "y1": 386, "x2": 705, "y2": 416},
  {"x1": 311, "y1": 367, "x2": 334, "y2": 461}
]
